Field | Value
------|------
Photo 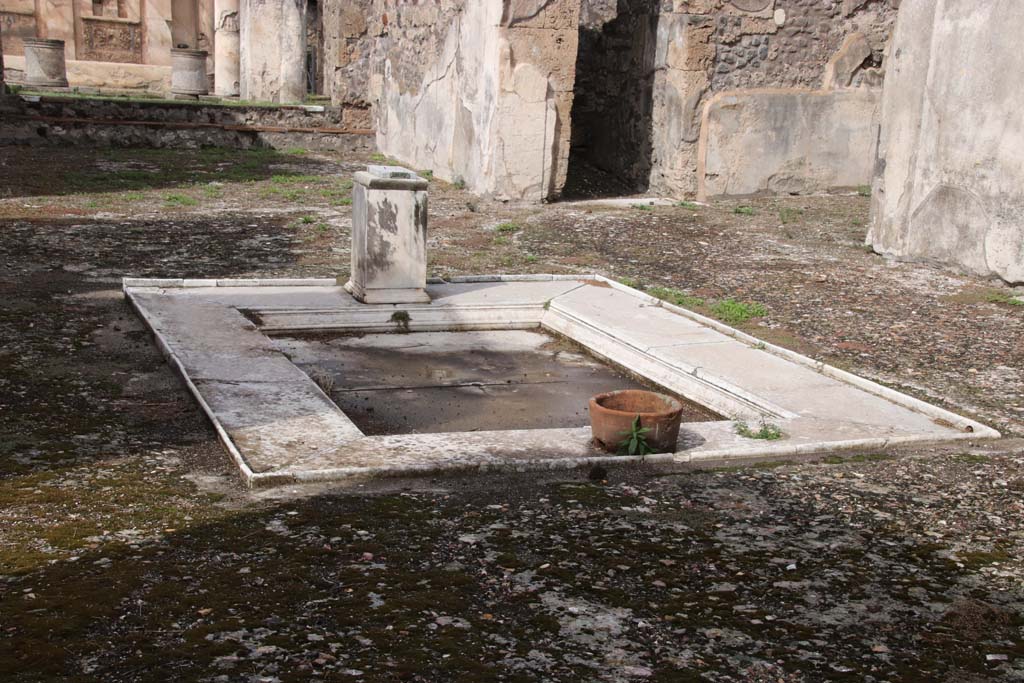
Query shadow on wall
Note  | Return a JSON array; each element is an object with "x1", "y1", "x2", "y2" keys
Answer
[{"x1": 562, "y1": 0, "x2": 659, "y2": 200}]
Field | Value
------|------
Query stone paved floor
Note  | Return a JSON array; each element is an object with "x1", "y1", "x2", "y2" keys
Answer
[{"x1": 0, "y1": 147, "x2": 1022, "y2": 682}]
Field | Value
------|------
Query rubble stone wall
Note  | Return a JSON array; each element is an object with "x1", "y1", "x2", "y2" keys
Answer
[
  {"x1": 0, "y1": 94, "x2": 373, "y2": 150},
  {"x1": 867, "y1": 0, "x2": 1024, "y2": 285},
  {"x1": 650, "y1": 0, "x2": 896, "y2": 197},
  {"x1": 318, "y1": 0, "x2": 897, "y2": 201}
]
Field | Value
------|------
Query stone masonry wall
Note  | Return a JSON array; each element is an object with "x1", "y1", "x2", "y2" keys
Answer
[
  {"x1": 649, "y1": 0, "x2": 897, "y2": 197},
  {"x1": 320, "y1": 0, "x2": 374, "y2": 129},
  {"x1": 318, "y1": 0, "x2": 896, "y2": 201}
]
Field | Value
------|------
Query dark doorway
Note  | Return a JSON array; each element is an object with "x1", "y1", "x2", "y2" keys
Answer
[
  {"x1": 306, "y1": 0, "x2": 324, "y2": 95},
  {"x1": 562, "y1": 0, "x2": 659, "y2": 199}
]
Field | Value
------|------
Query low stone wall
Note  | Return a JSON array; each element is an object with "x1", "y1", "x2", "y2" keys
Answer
[
  {"x1": 868, "y1": 0, "x2": 1024, "y2": 285},
  {"x1": 0, "y1": 95, "x2": 374, "y2": 152},
  {"x1": 697, "y1": 87, "x2": 879, "y2": 199},
  {"x1": 3, "y1": 55, "x2": 171, "y2": 93}
]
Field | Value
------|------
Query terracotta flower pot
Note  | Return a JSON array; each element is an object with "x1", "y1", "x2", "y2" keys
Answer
[{"x1": 589, "y1": 389, "x2": 684, "y2": 454}]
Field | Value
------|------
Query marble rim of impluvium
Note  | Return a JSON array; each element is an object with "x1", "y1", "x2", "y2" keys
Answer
[{"x1": 123, "y1": 274, "x2": 1001, "y2": 487}]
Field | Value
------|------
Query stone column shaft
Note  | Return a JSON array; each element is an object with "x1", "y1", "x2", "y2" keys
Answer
[
  {"x1": 214, "y1": 0, "x2": 240, "y2": 96},
  {"x1": 239, "y1": 0, "x2": 306, "y2": 103}
]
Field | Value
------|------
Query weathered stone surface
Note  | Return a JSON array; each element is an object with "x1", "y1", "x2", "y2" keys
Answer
[
  {"x1": 22, "y1": 38, "x2": 67, "y2": 87},
  {"x1": 372, "y1": 1, "x2": 579, "y2": 201},
  {"x1": 868, "y1": 0, "x2": 1024, "y2": 284},
  {"x1": 697, "y1": 88, "x2": 879, "y2": 198},
  {"x1": 3, "y1": 54, "x2": 170, "y2": 91},
  {"x1": 822, "y1": 31, "x2": 871, "y2": 89},
  {"x1": 144, "y1": 0, "x2": 174, "y2": 66},
  {"x1": 170, "y1": 47, "x2": 208, "y2": 95},
  {"x1": 239, "y1": 0, "x2": 306, "y2": 103},
  {"x1": 213, "y1": 0, "x2": 239, "y2": 96},
  {"x1": 647, "y1": 0, "x2": 894, "y2": 197},
  {"x1": 345, "y1": 166, "x2": 430, "y2": 305}
]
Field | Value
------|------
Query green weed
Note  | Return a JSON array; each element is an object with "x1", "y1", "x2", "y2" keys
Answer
[
  {"x1": 733, "y1": 206, "x2": 756, "y2": 216},
  {"x1": 616, "y1": 277, "x2": 641, "y2": 289},
  {"x1": 985, "y1": 291, "x2": 1024, "y2": 307},
  {"x1": 619, "y1": 416, "x2": 654, "y2": 456},
  {"x1": 269, "y1": 174, "x2": 322, "y2": 185},
  {"x1": 164, "y1": 193, "x2": 199, "y2": 207},
  {"x1": 735, "y1": 420, "x2": 783, "y2": 441},
  {"x1": 647, "y1": 286, "x2": 705, "y2": 309},
  {"x1": 778, "y1": 207, "x2": 803, "y2": 224},
  {"x1": 709, "y1": 299, "x2": 768, "y2": 325}
]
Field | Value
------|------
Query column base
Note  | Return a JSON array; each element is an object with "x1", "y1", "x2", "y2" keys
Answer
[{"x1": 343, "y1": 279, "x2": 431, "y2": 305}]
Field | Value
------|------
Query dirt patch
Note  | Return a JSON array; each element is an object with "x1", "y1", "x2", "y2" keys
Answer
[{"x1": 1, "y1": 146, "x2": 1022, "y2": 681}]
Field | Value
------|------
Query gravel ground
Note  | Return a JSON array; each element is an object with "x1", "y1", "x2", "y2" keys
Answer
[{"x1": 0, "y1": 146, "x2": 1022, "y2": 682}]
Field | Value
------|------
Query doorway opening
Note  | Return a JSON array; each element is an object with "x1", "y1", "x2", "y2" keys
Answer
[{"x1": 562, "y1": 0, "x2": 659, "y2": 199}]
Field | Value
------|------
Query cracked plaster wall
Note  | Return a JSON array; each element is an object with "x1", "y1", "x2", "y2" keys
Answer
[
  {"x1": 319, "y1": 0, "x2": 895, "y2": 201},
  {"x1": 867, "y1": 0, "x2": 1024, "y2": 285},
  {"x1": 357, "y1": 0, "x2": 579, "y2": 202}
]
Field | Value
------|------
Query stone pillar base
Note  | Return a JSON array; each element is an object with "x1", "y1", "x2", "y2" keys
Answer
[
  {"x1": 347, "y1": 166, "x2": 431, "y2": 306},
  {"x1": 342, "y1": 279, "x2": 431, "y2": 305},
  {"x1": 23, "y1": 39, "x2": 69, "y2": 88},
  {"x1": 171, "y1": 49, "x2": 210, "y2": 96}
]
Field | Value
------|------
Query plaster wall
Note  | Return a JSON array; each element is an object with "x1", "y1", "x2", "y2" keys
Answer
[
  {"x1": 867, "y1": 0, "x2": 1024, "y2": 284},
  {"x1": 649, "y1": 0, "x2": 896, "y2": 197},
  {"x1": 371, "y1": 0, "x2": 579, "y2": 202},
  {"x1": 697, "y1": 87, "x2": 878, "y2": 199}
]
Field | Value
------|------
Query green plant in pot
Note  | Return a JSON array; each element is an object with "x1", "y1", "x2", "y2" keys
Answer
[
  {"x1": 619, "y1": 416, "x2": 654, "y2": 455},
  {"x1": 589, "y1": 389, "x2": 684, "y2": 455}
]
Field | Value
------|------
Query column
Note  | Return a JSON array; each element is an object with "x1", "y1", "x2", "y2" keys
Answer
[
  {"x1": 239, "y1": 0, "x2": 306, "y2": 103},
  {"x1": 213, "y1": 0, "x2": 239, "y2": 95}
]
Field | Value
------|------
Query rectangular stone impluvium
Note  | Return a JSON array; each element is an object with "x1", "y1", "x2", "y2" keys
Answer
[{"x1": 124, "y1": 275, "x2": 1000, "y2": 487}]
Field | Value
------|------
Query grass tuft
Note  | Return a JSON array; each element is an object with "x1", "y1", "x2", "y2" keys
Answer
[
  {"x1": 164, "y1": 193, "x2": 198, "y2": 207},
  {"x1": 709, "y1": 299, "x2": 768, "y2": 325},
  {"x1": 647, "y1": 286, "x2": 704, "y2": 309},
  {"x1": 735, "y1": 420, "x2": 783, "y2": 440}
]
